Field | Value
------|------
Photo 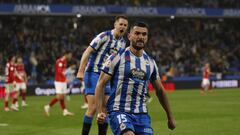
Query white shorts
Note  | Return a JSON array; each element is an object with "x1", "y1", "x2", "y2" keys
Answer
[
  {"x1": 202, "y1": 78, "x2": 210, "y2": 87},
  {"x1": 5, "y1": 83, "x2": 15, "y2": 94},
  {"x1": 54, "y1": 81, "x2": 67, "y2": 94},
  {"x1": 15, "y1": 82, "x2": 27, "y2": 91}
]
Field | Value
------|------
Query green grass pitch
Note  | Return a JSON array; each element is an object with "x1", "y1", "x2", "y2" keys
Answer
[{"x1": 0, "y1": 88, "x2": 240, "y2": 135}]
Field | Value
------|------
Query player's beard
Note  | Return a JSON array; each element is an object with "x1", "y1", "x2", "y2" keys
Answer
[{"x1": 132, "y1": 40, "x2": 145, "y2": 50}]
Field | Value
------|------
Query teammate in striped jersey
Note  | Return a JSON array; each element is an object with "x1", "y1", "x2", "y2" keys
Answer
[
  {"x1": 96, "y1": 22, "x2": 176, "y2": 135},
  {"x1": 77, "y1": 15, "x2": 128, "y2": 135}
]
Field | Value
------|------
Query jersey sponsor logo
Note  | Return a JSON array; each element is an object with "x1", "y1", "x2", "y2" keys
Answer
[
  {"x1": 144, "y1": 128, "x2": 153, "y2": 133},
  {"x1": 129, "y1": 68, "x2": 146, "y2": 81},
  {"x1": 109, "y1": 47, "x2": 118, "y2": 54}
]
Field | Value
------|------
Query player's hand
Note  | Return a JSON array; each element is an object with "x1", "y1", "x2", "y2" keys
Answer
[
  {"x1": 76, "y1": 72, "x2": 84, "y2": 82},
  {"x1": 168, "y1": 118, "x2": 176, "y2": 130},
  {"x1": 97, "y1": 112, "x2": 106, "y2": 124}
]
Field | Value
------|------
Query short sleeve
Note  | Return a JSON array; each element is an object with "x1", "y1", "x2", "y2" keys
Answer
[
  {"x1": 90, "y1": 32, "x2": 108, "y2": 51},
  {"x1": 150, "y1": 60, "x2": 161, "y2": 81},
  {"x1": 102, "y1": 53, "x2": 120, "y2": 76}
]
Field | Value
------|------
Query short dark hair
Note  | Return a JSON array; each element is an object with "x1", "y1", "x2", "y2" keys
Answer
[
  {"x1": 130, "y1": 22, "x2": 149, "y2": 30},
  {"x1": 115, "y1": 15, "x2": 128, "y2": 22},
  {"x1": 64, "y1": 50, "x2": 72, "y2": 55},
  {"x1": 8, "y1": 53, "x2": 15, "y2": 61}
]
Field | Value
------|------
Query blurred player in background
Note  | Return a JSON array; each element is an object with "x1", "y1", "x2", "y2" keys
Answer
[
  {"x1": 65, "y1": 62, "x2": 77, "y2": 101},
  {"x1": 4, "y1": 55, "x2": 18, "y2": 111},
  {"x1": 96, "y1": 22, "x2": 176, "y2": 135},
  {"x1": 14, "y1": 56, "x2": 28, "y2": 107},
  {"x1": 44, "y1": 51, "x2": 74, "y2": 116},
  {"x1": 77, "y1": 15, "x2": 128, "y2": 135},
  {"x1": 201, "y1": 62, "x2": 213, "y2": 94}
]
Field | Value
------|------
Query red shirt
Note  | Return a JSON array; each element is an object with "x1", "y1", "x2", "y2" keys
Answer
[
  {"x1": 55, "y1": 57, "x2": 67, "y2": 82},
  {"x1": 15, "y1": 64, "x2": 26, "y2": 83},
  {"x1": 5, "y1": 62, "x2": 15, "y2": 84},
  {"x1": 203, "y1": 67, "x2": 209, "y2": 79}
]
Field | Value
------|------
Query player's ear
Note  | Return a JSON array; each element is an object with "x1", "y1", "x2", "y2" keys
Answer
[
  {"x1": 127, "y1": 33, "x2": 131, "y2": 40},
  {"x1": 114, "y1": 21, "x2": 117, "y2": 28}
]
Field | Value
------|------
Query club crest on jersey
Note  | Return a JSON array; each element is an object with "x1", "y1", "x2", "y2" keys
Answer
[
  {"x1": 120, "y1": 123, "x2": 126, "y2": 131},
  {"x1": 129, "y1": 68, "x2": 146, "y2": 81},
  {"x1": 145, "y1": 60, "x2": 150, "y2": 65},
  {"x1": 125, "y1": 55, "x2": 130, "y2": 61}
]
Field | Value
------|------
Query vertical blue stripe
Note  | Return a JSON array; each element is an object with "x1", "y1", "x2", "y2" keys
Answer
[
  {"x1": 114, "y1": 38, "x2": 118, "y2": 48},
  {"x1": 119, "y1": 50, "x2": 131, "y2": 112},
  {"x1": 130, "y1": 56, "x2": 141, "y2": 112}
]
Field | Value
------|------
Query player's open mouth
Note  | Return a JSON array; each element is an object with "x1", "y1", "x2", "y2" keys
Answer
[
  {"x1": 120, "y1": 30, "x2": 124, "y2": 33},
  {"x1": 137, "y1": 40, "x2": 144, "y2": 44}
]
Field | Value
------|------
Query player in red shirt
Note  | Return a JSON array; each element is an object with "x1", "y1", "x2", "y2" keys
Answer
[
  {"x1": 201, "y1": 63, "x2": 213, "y2": 94},
  {"x1": 4, "y1": 55, "x2": 18, "y2": 111},
  {"x1": 44, "y1": 51, "x2": 74, "y2": 116},
  {"x1": 14, "y1": 56, "x2": 28, "y2": 107}
]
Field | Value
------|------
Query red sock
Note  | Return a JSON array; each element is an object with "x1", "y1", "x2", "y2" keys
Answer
[
  {"x1": 49, "y1": 98, "x2": 58, "y2": 107},
  {"x1": 4, "y1": 101, "x2": 8, "y2": 108},
  {"x1": 60, "y1": 99, "x2": 66, "y2": 110},
  {"x1": 22, "y1": 92, "x2": 26, "y2": 101},
  {"x1": 12, "y1": 98, "x2": 18, "y2": 104}
]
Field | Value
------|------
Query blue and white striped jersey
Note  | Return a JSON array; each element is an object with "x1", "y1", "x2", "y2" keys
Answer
[
  {"x1": 86, "y1": 30, "x2": 126, "y2": 74},
  {"x1": 102, "y1": 47, "x2": 160, "y2": 114}
]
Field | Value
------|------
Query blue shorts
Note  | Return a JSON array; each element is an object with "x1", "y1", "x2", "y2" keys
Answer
[
  {"x1": 108, "y1": 111, "x2": 153, "y2": 135},
  {"x1": 84, "y1": 72, "x2": 110, "y2": 95}
]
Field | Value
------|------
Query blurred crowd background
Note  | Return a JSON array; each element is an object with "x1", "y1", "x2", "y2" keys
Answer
[
  {"x1": 0, "y1": 1, "x2": 240, "y2": 84},
  {"x1": 0, "y1": 0, "x2": 240, "y2": 8}
]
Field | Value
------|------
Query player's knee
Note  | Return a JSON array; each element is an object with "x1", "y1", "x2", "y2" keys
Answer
[
  {"x1": 122, "y1": 130, "x2": 135, "y2": 135},
  {"x1": 87, "y1": 104, "x2": 96, "y2": 115},
  {"x1": 56, "y1": 94, "x2": 64, "y2": 100}
]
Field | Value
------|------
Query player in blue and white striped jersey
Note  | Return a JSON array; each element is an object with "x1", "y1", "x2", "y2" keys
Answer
[
  {"x1": 96, "y1": 22, "x2": 176, "y2": 135},
  {"x1": 77, "y1": 15, "x2": 128, "y2": 135}
]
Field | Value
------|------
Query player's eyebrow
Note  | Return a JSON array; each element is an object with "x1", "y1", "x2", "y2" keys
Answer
[{"x1": 135, "y1": 31, "x2": 147, "y2": 36}]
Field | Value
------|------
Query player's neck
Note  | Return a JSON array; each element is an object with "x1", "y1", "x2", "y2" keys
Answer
[
  {"x1": 129, "y1": 46, "x2": 143, "y2": 57},
  {"x1": 61, "y1": 56, "x2": 66, "y2": 60},
  {"x1": 113, "y1": 29, "x2": 120, "y2": 39}
]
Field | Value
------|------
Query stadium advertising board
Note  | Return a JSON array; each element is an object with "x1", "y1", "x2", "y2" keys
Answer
[
  {"x1": 0, "y1": 79, "x2": 239, "y2": 97},
  {"x1": 27, "y1": 85, "x2": 84, "y2": 96},
  {"x1": 211, "y1": 80, "x2": 239, "y2": 88},
  {"x1": 1, "y1": 4, "x2": 240, "y2": 17}
]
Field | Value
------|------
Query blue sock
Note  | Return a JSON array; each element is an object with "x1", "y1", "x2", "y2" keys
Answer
[{"x1": 83, "y1": 115, "x2": 93, "y2": 124}]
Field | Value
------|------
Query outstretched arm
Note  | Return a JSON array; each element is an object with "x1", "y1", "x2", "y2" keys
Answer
[{"x1": 152, "y1": 79, "x2": 176, "y2": 130}]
